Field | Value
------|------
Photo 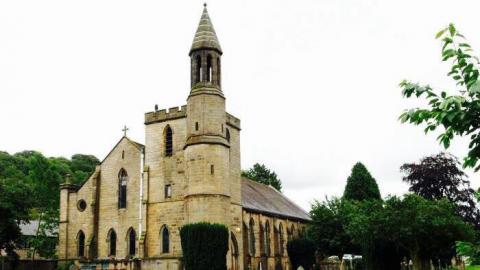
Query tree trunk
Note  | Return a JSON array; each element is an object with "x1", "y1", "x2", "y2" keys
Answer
[{"x1": 412, "y1": 251, "x2": 430, "y2": 270}]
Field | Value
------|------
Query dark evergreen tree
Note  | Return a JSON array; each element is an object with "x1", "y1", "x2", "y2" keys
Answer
[
  {"x1": 286, "y1": 239, "x2": 316, "y2": 270},
  {"x1": 343, "y1": 162, "x2": 381, "y2": 201},
  {"x1": 242, "y1": 163, "x2": 282, "y2": 191},
  {"x1": 180, "y1": 223, "x2": 229, "y2": 270}
]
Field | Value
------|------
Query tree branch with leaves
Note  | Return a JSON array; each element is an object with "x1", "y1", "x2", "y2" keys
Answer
[{"x1": 399, "y1": 24, "x2": 480, "y2": 171}]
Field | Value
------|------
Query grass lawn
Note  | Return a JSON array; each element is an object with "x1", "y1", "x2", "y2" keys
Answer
[{"x1": 467, "y1": 266, "x2": 480, "y2": 270}]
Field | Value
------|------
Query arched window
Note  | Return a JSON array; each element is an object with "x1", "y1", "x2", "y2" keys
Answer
[
  {"x1": 242, "y1": 222, "x2": 252, "y2": 269},
  {"x1": 77, "y1": 230, "x2": 85, "y2": 257},
  {"x1": 165, "y1": 125, "x2": 173, "y2": 156},
  {"x1": 243, "y1": 223, "x2": 249, "y2": 259},
  {"x1": 290, "y1": 224, "x2": 296, "y2": 240},
  {"x1": 206, "y1": 55, "x2": 212, "y2": 82},
  {"x1": 249, "y1": 218, "x2": 255, "y2": 256},
  {"x1": 118, "y1": 169, "x2": 128, "y2": 208},
  {"x1": 259, "y1": 223, "x2": 265, "y2": 256},
  {"x1": 127, "y1": 228, "x2": 136, "y2": 256},
  {"x1": 279, "y1": 223, "x2": 284, "y2": 255},
  {"x1": 108, "y1": 229, "x2": 117, "y2": 256},
  {"x1": 161, "y1": 226, "x2": 170, "y2": 254},
  {"x1": 196, "y1": 55, "x2": 202, "y2": 83},
  {"x1": 273, "y1": 225, "x2": 279, "y2": 255},
  {"x1": 226, "y1": 128, "x2": 230, "y2": 143},
  {"x1": 265, "y1": 221, "x2": 271, "y2": 256}
]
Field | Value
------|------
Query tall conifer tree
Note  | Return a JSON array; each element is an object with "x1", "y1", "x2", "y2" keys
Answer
[{"x1": 343, "y1": 162, "x2": 381, "y2": 201}]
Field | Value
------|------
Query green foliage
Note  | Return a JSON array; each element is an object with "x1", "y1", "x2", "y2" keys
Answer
[
  {"x1": 56, "y1": 261, "x2": 74, "y2": 270},
  {"x1": 457, "y1": 241, "x2": 480, "y2": 265},
  {"x1": 0, "y1": 168, "x2": 34, "y2": 258},
  {"x1": 0, "y1": 150, "x2": 99, "y2": 258},
  {"x1": 286, "y1": 238, "x2": 316, "y2": 270},
  {"x1": 343, "y1": 162, "x2": 381, "y2": 201},
  {"x1": 344, "y1": 194, "x2": 474, "y2": 270},
  {"x1": 28, "y1": 209, "x2": 59, "y2": 259},
  {"x1": 242, "y1": 163, "x2": 282, "y2": 191},
  {"x1": 307, "y1": 197, "x2": 358, "y2": 258},
  {"x1": 70, "y1": 154, "x2": 100, "y2": 184},
  {"x1": 399, "y1": 23, "x2": 480, "y2": 171},
  {"x1": 343, "y1": 199, "x2": 401, "y2": 270},
  {"x1": 180, "y1": 223, "x2": 229, "y2": 270}
]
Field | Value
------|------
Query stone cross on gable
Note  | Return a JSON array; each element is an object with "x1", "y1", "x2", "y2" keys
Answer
[{"x1": 122, "y1": 125, "x2": 129, "y2": 137}]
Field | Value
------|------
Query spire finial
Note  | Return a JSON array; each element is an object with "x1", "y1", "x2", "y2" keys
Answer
[{"x1": 190, "y1": 3, "x2": 222, "y2": 54}]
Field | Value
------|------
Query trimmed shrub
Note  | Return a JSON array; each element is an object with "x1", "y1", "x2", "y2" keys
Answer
[
  {"x1": 287, "y1": 238, "x2": 316, "y2": 270},
  {"x1": 180, "y1": 222, "x2": 229, "y2": 270}
]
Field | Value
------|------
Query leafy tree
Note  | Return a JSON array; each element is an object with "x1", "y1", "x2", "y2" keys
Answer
[
  {"x1": 15, "y1": 152, "x2": 62, "y2": 259},
  {"x1": 343, "y1": 162, "x2": 381, "y2": 201},
  {"x1": 28, "y1": 209, "x2": 58, "y2": 259},
  {"x1": 346, "y1": 195, "x2": 474, "y2": 270},
  {"x1": 0, "y1": 150, "x2": 99, "y2": 259},
  {"x1": 180, "y1": 223, "x2": 229, "y2": 270},
  {"x1": 343, "y1": 199, "x2": 402, "y2": 270},
  {"x1": 70, "y1": 154, "x2": 99, "y2": 184},
  {"x1": 0, "y1": 170, "x2": 34, "y2": 259},
  {"x1": 286, "y1": 238, "x2": 316, "y2": 270},
  {"x1": 307, "y1": 197, "x2": 357, "y2": 258},
  {"x1": 456, "y1": 240, "x2": 480, "y2": 265},
  {"x1": 242, "y1": 163, "x2": 282, "y2": 191},
  {"x1": 388, "y1": 195, "x2": 473, "y2": 270},
  {"x1": 400, "y1": 152, "x2": 479, "y2": 227},
  {"x1": 399, "y1": 24, "x2": 480, "y2": 171}
]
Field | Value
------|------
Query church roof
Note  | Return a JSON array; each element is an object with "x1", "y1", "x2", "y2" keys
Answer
[
  {"x1": 125, "y1": 137, "x2": 145, "y2": 151},
  {"x1": 241, "y1": 177, "x2": 311, "y2": 221},
  {"x1": 190, "y1": 4, "x2": 222, "y2": 54},
  {"x1": 100, "y1": 136, "x2": 144, "y2": 163}
]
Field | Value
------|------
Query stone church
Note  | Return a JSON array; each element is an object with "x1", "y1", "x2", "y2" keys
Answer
[{"x1": 58, "y1": 5, "x2": 310, "y2": 270}]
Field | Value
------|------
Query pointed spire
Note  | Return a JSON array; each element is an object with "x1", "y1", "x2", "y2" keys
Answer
[{"x1": 190, "y1": 4, "x2": 222, "y2": 55}]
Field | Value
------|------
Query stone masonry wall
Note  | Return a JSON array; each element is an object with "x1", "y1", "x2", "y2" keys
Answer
[
  {"x1": 96, "y1": 138, "x2": 142, "y2": 259},
  {"x1": 243, "y1": 210, "x2": 308, "y2": 270},
  {"x1": 144, "y1": 117, "x2": 187, "y2": 261}
]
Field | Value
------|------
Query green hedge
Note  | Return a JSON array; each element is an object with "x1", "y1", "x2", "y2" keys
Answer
[
  {"x1": 286, "y1": 238, "x2": 316, "y2": 270},
  {"x1": 180, "y1": 222, "x2": 229, "y2": 270}
]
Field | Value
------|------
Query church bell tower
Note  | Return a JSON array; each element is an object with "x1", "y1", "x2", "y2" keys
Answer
[{"x1": 184, "y1": 4, "x2": 232, "y2": 224}]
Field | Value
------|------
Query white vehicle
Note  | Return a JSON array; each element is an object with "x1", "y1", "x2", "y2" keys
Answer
[{"x1": 327, "y1": 255, "x2": 340, "y2": 262}]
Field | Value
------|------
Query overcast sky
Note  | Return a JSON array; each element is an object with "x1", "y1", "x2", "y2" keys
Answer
[{"x1": 1, "y1": 0, "x2": 480, "y2": 210}]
